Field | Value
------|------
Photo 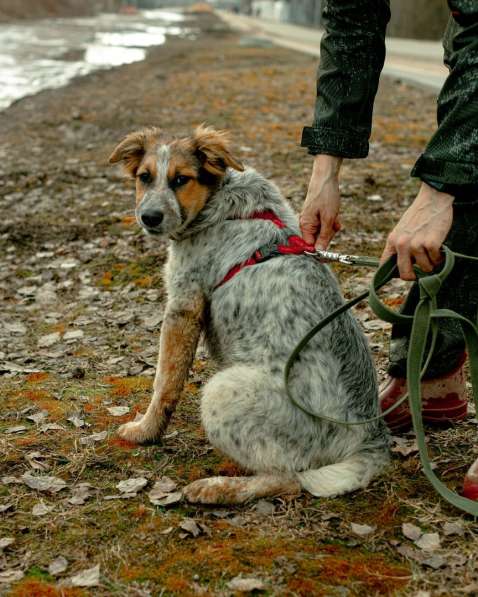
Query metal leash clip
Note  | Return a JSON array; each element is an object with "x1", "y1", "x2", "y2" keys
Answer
[{"x1": 304, "y1": 249, "x2": 380, "y2": 268}]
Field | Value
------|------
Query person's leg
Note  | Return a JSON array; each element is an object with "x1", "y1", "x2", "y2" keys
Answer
[
  {"x1": 380, "y1": 9, "x2": 478, "y2": 433},
  {"x1": 381, "y1": 200, "x2": 478, "y2": 433},
  {"x1": 388, "y1": 200, "x2": 478, "y2": 375}
]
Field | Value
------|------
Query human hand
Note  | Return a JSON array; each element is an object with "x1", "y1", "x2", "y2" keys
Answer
[
  {"x1": 380, "y1": 182, "x2": 454, "y2": 281},
  {"x1": 300, "y1": 154, "x2": 343, "y2": 250}
]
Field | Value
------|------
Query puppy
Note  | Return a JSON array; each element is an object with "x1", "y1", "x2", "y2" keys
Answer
[{"x1": 109, "y1": 125, "x2": 389, "y2": 504}]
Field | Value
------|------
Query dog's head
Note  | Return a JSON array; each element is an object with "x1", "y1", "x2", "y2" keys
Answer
[{"x1": 109, "y1": 125, "x2": 244, "y2": 238}]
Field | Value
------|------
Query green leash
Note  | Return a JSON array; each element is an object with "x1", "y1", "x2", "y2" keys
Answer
[{"x1": 285, "y1": 246, "x2": 478, "y2": 515}]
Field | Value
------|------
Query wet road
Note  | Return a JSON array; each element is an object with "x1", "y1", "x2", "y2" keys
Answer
[
  {"x1": 218, "y1": 11, "x2": 448, "y2": 91},
  {"x1": 0, "y1": 9, "x2": 190, "y2": 110}
]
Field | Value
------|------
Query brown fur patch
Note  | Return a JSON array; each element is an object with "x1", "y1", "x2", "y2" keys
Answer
[
  {"x1": 164, "y1": 147, "x2": 209, "y2": 218},
  {"x1": 175, "y1": 180, "x2": 210, "y2": 220},
  {"x1": 109, "y1": 127, "x2": 160, "y2": 177},
  {"x1": 192, "y1": 124, "x2": 244, "y2": 175}
]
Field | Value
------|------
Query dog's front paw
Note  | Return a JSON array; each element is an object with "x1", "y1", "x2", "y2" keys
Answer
[{"x1": 117, "y1": 419, "x2": 161, "y2": 445}]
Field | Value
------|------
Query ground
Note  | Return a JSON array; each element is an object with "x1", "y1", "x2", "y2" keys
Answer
[
  {"x1": 0, "y1": 1, "x2": 118, "y2": 22},
  {"x1": 0, "y1": 12, "x2": 477, "y2": 597}
]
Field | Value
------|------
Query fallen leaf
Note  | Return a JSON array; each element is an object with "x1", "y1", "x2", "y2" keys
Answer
[
  {"x1": 391, "y1": 437, "x2": 419, "y2": 457},
  {"x1": 68, "y1": 483, "x2": 92, "y2": 505},
  {"x1": 26, "y1": 410, "x2": 48, "y2": 425},
  {"x1": 321, "y1": 511, "x2": 341, "y2": 521},
  {"x1": 415, "y1": 532, "x2": 440, "y2": 551},
  {"x1": 22, "y1": 472, "x2": 67, "y2": 493},
  {"x1": 226, "y1": 576, "x2": 266, "y2": 592},
  {"x1": 422, "y1": 554, "x2": 446, "y2": 569},
  {"x1": 179, "y1": 519, "x2": 201, "y2": 537},
  {"x1": 79, "y1": 431, "x2": 107, "y2": 445},
  {"x1": 149, "y1": 490, "x2": 182, "y2": 507},
  {"x1": 0, "y1": 570, "x2": 24, "y2": 583},
  {"x1": 0, "y1": 537, "x2": 14, "y2": 551},
  {"x1": 4, "y1": 425, "x2": 27, "y2": 434},
  {"x1": 4, "y1": 322, "x2": 27, "y2": 335},
  {"x1": 396, "y1": 544, "x2": 424, "y2": 563},
  {"x1": 106, "y1": 406, "x2": 130, "y2": 417},
  {"x1": 150, "y1": 476, "x2": 177, "y2": 494},
  {"x1": 163, "y1": 430, "x2": 179, "y2": 439},
  {"x1": 25, "y1": 451, "x2": 50, "y2": 471},
  {"x1": 402, "y1": 522, "x2": 422, "y2": 541},
  {"x1": 116, "y1": 477, "x2": 148, "y2": 494},
  {"x1": 38, "y1": 333, "x2": 60, "y2": 348},
  {"x1": 32, "y1": 501, "x2": 54, "y2": 517},
  {"x1": 63, "y1": 330, "x2": 84, "y2": 341},
  {"x1": 350, "y1": 523, "x2": 376, "y2": 536},
  {"x1": 362, "y1": 319, "x2": 387, "y2": 331},
  {"x1": 69, "y1": 564, "x2": 100, "y2": 587},
  {"x1": 39, "y1": 423, "x2": 65, "y2": 433},
  {"x1": 49, "y1": 556, "x2": 68, "y2": 576},
  {"x1": 1, "y1": 476, "x2": 22, "y2": 485},
  {"x1": 103, "y1": 493, "x2": 137, "y2": 500},
  {"x1": 67, "y1": 415, "x2": 87, "y2": 428},
  {"x1": 443, "y1": 521, "x2": 465, "y2": 536}
]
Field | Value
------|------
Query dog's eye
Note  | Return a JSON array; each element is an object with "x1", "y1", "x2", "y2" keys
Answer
[
  {"x1": 172, "y1": 175, "x2": 190, "y2": 188},
  {"x1": 138, "y1": 171, "x2": 152, "y2": 184}
]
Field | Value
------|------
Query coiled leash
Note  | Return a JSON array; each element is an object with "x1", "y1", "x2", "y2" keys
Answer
[{"x1": 285, "y1": 246, "x2": 478, "y2": 516}]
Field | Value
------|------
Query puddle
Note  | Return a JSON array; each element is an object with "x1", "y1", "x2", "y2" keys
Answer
[{"x1": 0, "y1": 9, "x2": 190, "y2": 110}]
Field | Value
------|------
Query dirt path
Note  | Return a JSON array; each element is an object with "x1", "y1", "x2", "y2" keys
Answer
[
  {"x1": 0, "y1": 13, "x2": 477, "y2": 597},
  {"x1": 0, "y1": 0, "x2": 117, "y2": 22}
]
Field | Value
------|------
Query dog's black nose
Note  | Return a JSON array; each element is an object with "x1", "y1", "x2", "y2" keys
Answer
[{"x1": 141, "y1": 209, "x2": 164, "y2": 228}]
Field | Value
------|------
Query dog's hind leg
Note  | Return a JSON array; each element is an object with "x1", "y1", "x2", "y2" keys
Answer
[
  {"x1": 183, "y1": 365, "x2": 310, "y2": 504},
  {"x1": 296, "y1": 450, "x2": 389, "y2": 498}
]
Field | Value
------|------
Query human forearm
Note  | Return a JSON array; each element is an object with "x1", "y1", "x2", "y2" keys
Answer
[
  {"x1": 301, "y1": 0, "x2": 391, "y2": 158},
  {"x1": 300, "y1": 155, "x2": 343, "y2": 249}
]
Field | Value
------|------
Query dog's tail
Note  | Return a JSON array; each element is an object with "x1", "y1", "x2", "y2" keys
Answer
[{"x1": 295, "y1": 451, "x2": 389, "y2": 498}]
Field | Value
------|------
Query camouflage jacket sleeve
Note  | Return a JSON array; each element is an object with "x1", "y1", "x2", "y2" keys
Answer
[
  {"x1": 413, "y1": 1, "x2": 478, "y2": 193},
  {"x1": 300, "y1": 0, "x2": 391, "y2": 159}
]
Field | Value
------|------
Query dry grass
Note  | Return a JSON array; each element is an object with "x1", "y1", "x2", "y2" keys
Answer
[{"x1": 0, "y1": 13, "x2": 477, "y2": 596}]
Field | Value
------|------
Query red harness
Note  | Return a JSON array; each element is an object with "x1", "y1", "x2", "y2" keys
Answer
[{"x1": 215, "y1": 211, "x2": 315, "y2": 289}]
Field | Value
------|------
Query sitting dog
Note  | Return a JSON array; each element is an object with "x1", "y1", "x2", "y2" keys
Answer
[{"x1": 109, "y1": 125, "x2": 390, "y2": 504}]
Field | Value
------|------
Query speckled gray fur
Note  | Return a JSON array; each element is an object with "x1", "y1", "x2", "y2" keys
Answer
[{"x1": 161, "y1": 167, "x2": 390, "y2": 497}]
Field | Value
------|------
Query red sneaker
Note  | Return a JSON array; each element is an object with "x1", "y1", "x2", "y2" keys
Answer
[
  {"x1": 463, "y1": 457, "x2": 478, "y2": 501},
  {"x1": 379, "y1": 354, "x2": 468, "y2": 434}
]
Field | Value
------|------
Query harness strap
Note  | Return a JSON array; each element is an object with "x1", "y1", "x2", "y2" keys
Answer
[
  {"x1": 215, "y1": 211, "x2": 314, "y2": 289},
  {"x1": 285, "y1": 246, "x2": 478, "y2": 515}
]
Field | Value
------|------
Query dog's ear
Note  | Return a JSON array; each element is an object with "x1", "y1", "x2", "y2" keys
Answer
[
  {"x1": 192, "y1": 124, "x2": 244, "y2": 176},
  {"x1": 109, "y1": 127, "x2": 160, "y2": 177}
]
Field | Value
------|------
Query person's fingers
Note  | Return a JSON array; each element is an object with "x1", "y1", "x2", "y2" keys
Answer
[
  {"x1": 315, "y1": 218, "x2": 335, "y2": 250},
  {"x1": 425, "y1": 240, "x2": 443, "y2": 266},
  {"x1": 380, "y1": 237, "x2": 396, "y2": 265},
  {"x1": 410, "y1": 244, "x2": 434, "y2": 273},
  {"x1": 333, "y1": 217, "x2": 341, "y2": 232},
  {"x1": 299, "y1": 212, "x2": 320, "y2": 246},
  {"x1": 396, "y1": 238, "x2": 415, "y2": 281}
]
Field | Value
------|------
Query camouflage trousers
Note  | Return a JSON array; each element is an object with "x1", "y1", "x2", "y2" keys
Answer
[{"x1": 388, "y1": 199, "x2": 478, "y2": 379}]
